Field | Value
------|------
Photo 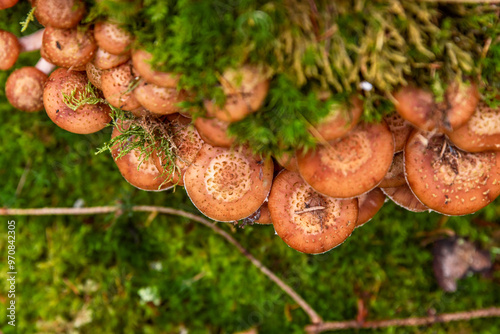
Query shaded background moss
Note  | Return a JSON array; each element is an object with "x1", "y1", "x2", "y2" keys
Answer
[{"x1": 1, "y1": 1, "x2": 500, "y2": 333}]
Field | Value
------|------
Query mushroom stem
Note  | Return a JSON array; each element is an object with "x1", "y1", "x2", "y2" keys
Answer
[
  {"x1": 35, "y1": 57, "x2": 55, "y2": 74},
  {"x1": 19, "y1": 29, "x2": 45, "y2": 52},
  {"x1": 294, "y1": 206, "x2": 326, "y2": 214}
]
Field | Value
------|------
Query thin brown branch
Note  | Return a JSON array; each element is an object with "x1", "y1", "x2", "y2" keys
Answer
[
  {"x1": 305, "y1": 307, "x2": 500, "y2": 333},
  {"x1": 0, "y1": 205, "x2": 323, "y2": 324}
]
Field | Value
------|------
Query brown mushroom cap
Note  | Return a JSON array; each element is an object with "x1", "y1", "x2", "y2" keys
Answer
[
  {"x1": 6, "y1": 67, "x2": 47, "y2": 112},
  {"x1": 447, "y1": 101, "x2": 500, "y2": 152},
  {"x1": 100, "y1": 62, "x2": 141, "y2": 111},
  {"x1": 184, "y1": 144, "x2": 274, "y2": 222},
  {"x1": 43, "y1": 68, "x2": 111, "y2": 134},
  {"x1": 131, "y1": 49, "x2": 179, "y2": 87},
  {"x1": 0, "y1": 0, "x2": 19, "y2": 10},
  {"x1": 94, "y1": 21, "x2": 133, "y2": 55},
  {"x1": 111, "y1": 124, "x2": 174, "y2": 191},
  {"x1": 204, "y1": 65, "x2": 270, "y2": 123},
  {"x1": 384, "y1": 112, "x2": 413, "y2": 152},
  {"x1": 194, "y1": 116, "x2": 235, "y2": 148},
  {"x1": 314, "y1": 96, "x2": 363, "y2": 141},
  {"x1": 42, "y1": 26, "x2": 96, "y2": 70},
  {"x1": 269, "y1": 170, "x2": 358, "y2": 254},
  {"x1": 405, "y1": 130, "x2": 500, "y2": 215},
  {"x1": 381, "y1": 184, "x2": 429, "y2": 213},
  {"x1": 35, "y1": 0, "x2": 85, "y2": 29},
  {"x1": 394, "y1": 81, "x2": 479, "y2": 132},
  {"x1": 297, "y1": 121, "x2": 394, "y2": 198},
  {"x1": 356, "y1": 188, "x2": 386, "y2": 227},
  {"x1": 379, "y1": 152, "x2": 406, "y2": 188},
  {"x1": 0, "y1": 30, "x2": 21, "y2": 70},
  {"x1": 92, "y1": 47, "x2": 130, "y2": 70},
  {"x1": 133, "y1": 81, "x2": 186, "y2": 115}
]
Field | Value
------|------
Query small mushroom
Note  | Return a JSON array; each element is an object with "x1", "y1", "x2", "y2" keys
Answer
[
  {"x1": 356, "y1": 188, "x2": 386, "y2": 227},
  {"x1": 92, "y1": 47, "x2": 130, "y2": 70},
  {"x1": 404, "y1": 130, "x2": 500, "y2": 215},
  {"x1": 5, "y1": 66, "x2": 48, "y2": 112},
  {"x1": 194, "y1": 116, "x2": 235, "y2": 148},
  {"x1": 85, "y1": 61, "x2": 102, "y2": 90},
  {"x1": 43, "y1": 68, "x2": 111, "y2": 134},
  {"x1": 275, "y1": 152, "x2": 299, "y2": 173},
  {"x1": 268, "y1": 170, "x2": 358, "y2": 254},
  {"x1": 184, "y1": 144, "x2": 274, "y2": 222},
  {"x1": 384, "y1": 112, "x2": 413, "y2": 153},
  {"x1": 446, "y1": 101, "x2": 500, "y2": 152},
  {"x1": 133, "y1": 81, "x2": 186, "y2": 115},
  {"x1": 393, "y1": 80, "x2": 479, "y2": 132},
  {"x1": 313, "y1": 96, "x2": 363, "y2": 141},
  {"x1": 0, "y1": 30, "x2": 21, "y2": 70},
  {"x1": 297, "y1": 121, "x2": 394, "y2": 198},
  {"x1": 42, "y1": 26, "x2": 97, "y2": 70},
  {"x1": 132, "y1": 49, "x2": 179, "y2": 87},
  {"x1": 111, "y1": 123, "x2": 174, "y2": 191},
  {"x1": 101, "y1": 62, "x2": 141, "y2": 111},
  {"x1": 204, "y1": 65, "x2": 270, "y2": 123},
  {"x1": 35, "y1": 0, "x2": 85, "y2": 29},
  {"x1": 94, "y1": 21, "x2": 133, "y2": 55}
]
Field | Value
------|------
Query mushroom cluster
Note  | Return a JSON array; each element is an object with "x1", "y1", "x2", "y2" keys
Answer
[{"x1": 2, "y1": 0, "x2": 500, "y2": 255}]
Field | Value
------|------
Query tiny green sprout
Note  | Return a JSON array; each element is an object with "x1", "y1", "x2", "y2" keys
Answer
[
  {"x1": 62, "y1": 82, "x2": 107, "y2": 111},
  {"x1": 19, "y1": 7, "x2": 36, "y2": 33}
]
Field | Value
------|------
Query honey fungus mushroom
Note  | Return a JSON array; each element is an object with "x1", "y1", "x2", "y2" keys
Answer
[
  {"x1": 94, "y1": 21, "x2": 133, "y2": 55},
  {"x1": 101, "y1": 62, "x2": 141, "y2": 111},
  {"x1": 5, "y1": 66, "x2": 48, "y2": 112},
  {"x1": 43, "y1": 68, "x2": 111, "y2": 134},
  {"x1": 0, "y1": 30, "x2": 21, "y2": 70},
  {"x1": 183, "y1": 144, "x2": 274, "y2": 222},
  {"x1": 111, "y1": 123, "x2": 175, "y2": 191},
  {"x1": 446, "y1": 101, "x2": 500, "y2": 153},
  {"x1": 131, "y1": 49, "x2": 179, "y2": 87},
  {"x1": 35, "y1": 0, "x2": 85, "y2": 29},
  {"x1": 204, "y1": 65, "x2": 270, "y2": 123},
  {"x1": 0, "y1": 0, "x2": 18, "y2": 10},
  {"x1": 404, "y1": 130, "x2": 500, "y2": 215},
  {"x1": 297, "y1": 121, "x2": 394, "y2": 198},
  {"x1": 268, "y1": 170, "x2": 358, "y2": 254},
  {"x1": 313, "y1": 96, "x2": 363, "y2": 141},
  {"x1": 393, "y1": 80, "x2": 479, "y2": 132},
  {"x1": 356, "y1": 188, "x2": 386, "y2": 227}
]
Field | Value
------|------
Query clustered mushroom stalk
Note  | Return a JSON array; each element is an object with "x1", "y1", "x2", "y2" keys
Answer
[{"x1": 2, "y1": 0, "x2": 500, "y2": 255}]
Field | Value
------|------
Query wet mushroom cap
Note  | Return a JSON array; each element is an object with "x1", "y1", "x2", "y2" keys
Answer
[
  {"x1": 42, "y1": 26, "x2": 96, "y2": 70},
  {"x1": 356, "y1": 187, "x2": 386, "y2": 227},
  {"x1": 314, "y1": 96, "x2": 363, "y2": 141},
  {"x1": 0, "y1": 30, "x2": 21, "y2": 70},
  {"x1": 183, "y1": 144, "x2": 274, "y2": 222},
  {"x1": 297, "y1": 121, "x2": 394, "y2": 198},
  {"x1": 194, "y1": 116, "x2": 235, "y2": 148},
  {"x1": 268, "y1": 170, "x2": 358, "y2": 254},
  {"x1": 444, "y1": 80, "x2": 480, "y2": 131},
  {"x1": 393, "y1": 86, "x2": 436, "y2": 131},
  {"x1": 133, "y1": 81, "x2": 186, "y2": 115},
  {"x1": 35, "y1": 0, "x2": 85, "y2": 29},
  {"x1": 131, "y1": 49, "x2": 179, "y2": 87},
  {"x1": 447, "y1": 101, "x2": 500, "y2": 153},
  {"x1": 381, "y1": 183, "x2": 429, "y2": 212},
  {"x1": 404, "y1": 130, "x2": 500, "y2": 215},
  {"x1": 43, "y1": 68, "x2": 111, "y2": 134},
  {"x1": 255, "y1": 202, "x2": 272, "y2": 225},
  {"x1": 275, "y1": 152, "x2": 299, "y2": 173},
  {"x1": 6, "y1": 67, "x2": 47, "y2": 112},
  {"x1": 94, "y1": 21, "x2": 133, "y2": 55},
  {"x1": 111, "y1": 124, "x2": 174, "y2": 191},
  {"x1": 100, "y1": 62, "x2": 141, "y2": 111}
]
